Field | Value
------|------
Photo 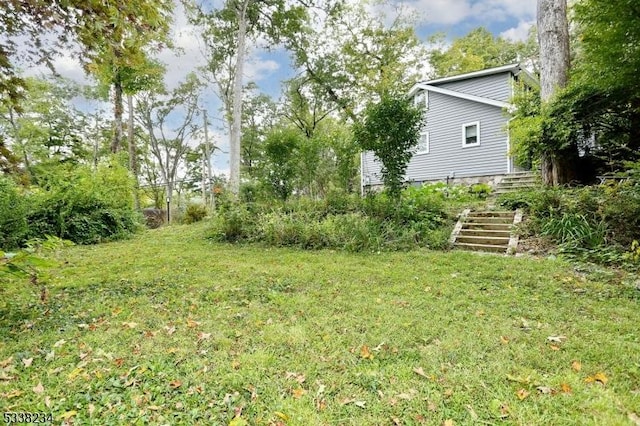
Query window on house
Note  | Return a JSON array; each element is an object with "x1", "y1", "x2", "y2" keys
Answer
[
  {"x1": 416, "y1": 131, "x2": 429, "y2": 154},
  {"x1": 462, "y1": 122, "x2": 480, "y2": 147},
  {"x1": 414, "y1": 90, "x2": 428, "y2": 109}
]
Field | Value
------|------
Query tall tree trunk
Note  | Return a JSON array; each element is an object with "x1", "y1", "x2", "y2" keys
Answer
[
  {"x1": 112, "y1": 77, "x2": 124, "y2": 153},
  {"x1": 229, "y1": 1, "x2": 248, "y2": 197},
  {"x1": 537, "y1": 0, "x2": 574, "y2": 185},
  {"x1": 128, "y1": 93, "x2": 140, "y2": 210}
]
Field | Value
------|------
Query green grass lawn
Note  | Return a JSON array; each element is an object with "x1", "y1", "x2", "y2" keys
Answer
[{"x1": 1, "y1": 222, "x2": 639, "y2": 425}]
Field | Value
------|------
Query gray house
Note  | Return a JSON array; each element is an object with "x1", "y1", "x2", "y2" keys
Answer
[{"x1": 361, "y1": 63, "x2": 537, "y2": 191}]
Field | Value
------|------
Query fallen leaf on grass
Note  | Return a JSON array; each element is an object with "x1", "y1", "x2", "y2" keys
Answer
[
  {"x1": 114, "y1": 358, "x2": 125, "y2": 367},
  {"x1": 561, "y1": 383, "x2": 572, "y2": 393},
  {"x1": 169, "y1": 380, "x2": 182, "y2": 389},
  {"x1": 0, "y1": 372, "x2": 15, "y2": 381},
  {"x1": 443, "y1": 419, "x2": 455, "y2": 426},
  {"x1": 500, "y1": 336, "x2": 510, "y2": 344},
  {"x1": 628, "y1": 412, "x2": 640, "y2": 426},
  {"x1": 360, "y1": 345, "x2": 374, "y2": 360},
  {"x1": 571, "y1": 361, "x2": 582, "y2": 372},
  {"x1": 165, "y1": 325, "x2": 177, "y2": 335},
  {"x1": 53, "y1": 339, "x2": 66, "y2": 348},
  {"x1": 4, "y1": 389, "x2": 23, "y2": 399},
  {"x1": 231, "y1": 360, "x2": 241, "y2": 370},
  {"x1": 285, "y1": 371, "x2": 306, "y2": 384},
  {"x1": 585, "y1": 372, "x2": 608, "y2": 385},
  {"x1": 274, "y1": 412, "x2": 289, "y2": 421},
  {"x1": 0, "y1": 357, "x2": 13, "y2": 367},
  {"x1": 197, "y1": 332, "x2": 212, "y2": 342},
  {"x1": 22, "y1": 357, "x2": 33, "y2": 367},
  {"x1": 341, "y1": 398, "x2": 366, "y2": 408},
  {"x1": 547, "y1": 335, "x2": 566, "y2": 343},
  {"x1": 549, "y1": 345, "x2": 561, "y2": 351},
  {"x1": 32, "y1": 382, "x2": 44, "y2": 394},
  {"x1": 292, "y1": 388, "x2": 306, "y2": 399},
  {"x1": 122, "y1": 322, "x2": 138, "y2": 329},
  {"x1": 516, "y1": 389, "x2": 530, "y2": 400},
  {"x1": 536, "y1": 386, "x2": 555, "y2": 395},
  {"x1": 186, "y1": 318, "x2": 201, "y2": 328},
  {"x1": 413, "y1": 367, "x2": 428, "y2": 378},
  {"x1": 59, "y1": 411, "x2": 77, "y2": 421}
]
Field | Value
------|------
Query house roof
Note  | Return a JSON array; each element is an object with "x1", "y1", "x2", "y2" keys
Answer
[{"x1": 407, "y1": 63, "x2": 538, "y2": 108}]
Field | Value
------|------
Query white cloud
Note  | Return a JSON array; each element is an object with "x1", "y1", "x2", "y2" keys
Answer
[
  {"x1": 388, "y1": 0, "x2": 535, "y2": 26},
  {"x1": 500, "y1": 20, "x2": 534, "y2": 41}
]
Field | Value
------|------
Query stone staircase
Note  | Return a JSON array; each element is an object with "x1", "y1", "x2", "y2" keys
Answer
[
  {"x1": 450, "y1": 209, "x2": 523, "y2": 254},
  {"x1": 493, "y1": 171, "x2": 539, "y2": 195}
]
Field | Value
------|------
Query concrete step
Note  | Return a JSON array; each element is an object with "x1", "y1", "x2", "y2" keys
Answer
[
  {"x1": 454, "y1": 242, "x2": 508, "y2": 253},
  {"x1": 455, "y1": 235, "x2": 510, "y2": 245}
]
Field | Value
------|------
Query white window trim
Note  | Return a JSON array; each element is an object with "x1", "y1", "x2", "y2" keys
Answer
[
  {"x1": 462, "y1": 121, "x2": 481, "y2": 148},
  {"x1": 414, "y1": 90, "x2": 429, "y2": 109},
  {"x1": 416, "y1": 131, "x2": 429, "y2": 154}
]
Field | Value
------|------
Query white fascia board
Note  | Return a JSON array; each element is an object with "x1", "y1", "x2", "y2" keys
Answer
[
  {"x1": 420, "y1": 85, "x2": 510, "y2": 109},
  {"x1": 423, "y1": 64, "x2": 520, "y2": 86}
]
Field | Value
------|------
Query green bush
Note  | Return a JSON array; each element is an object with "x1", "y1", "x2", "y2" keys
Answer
[
  {"x1": 25, "y1": 162, "x2": 141, "y2": 245},
  {"x1": 207, "y1": 186, "x2": 452, "y2": 252},
  {"x1": 183, "y1": 204, "x2": 208, "y2": 224},
  {"x1": 208, "y1": 204, "x2": 259, "y2": 243},
  {"x1": 0, "y1": 176, "x2": 28, "y2": 249}
]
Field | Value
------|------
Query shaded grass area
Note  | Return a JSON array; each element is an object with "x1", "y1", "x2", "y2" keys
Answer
[{"x1": 1, "y1": 222, "x2": 639, "y2": 425}]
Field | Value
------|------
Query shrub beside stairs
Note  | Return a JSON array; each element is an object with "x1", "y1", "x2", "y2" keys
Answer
[{"x1": 451, "y1": 209, "x2": 523, "y2": 255}]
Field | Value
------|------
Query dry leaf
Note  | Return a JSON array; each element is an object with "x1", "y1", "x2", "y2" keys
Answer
[
  {"x1": 628, "y1": 412, "x2": 640, "y2": 426},
  {"x1": 231, "y1": 360, "x2": 241, "y2": 370},
  {"x1": 0, "y1": 357, "x2": 13, "y2": 368},
  {"x1": 169, "y1": 380, "x2": 182, "y2": 389},
  {"x1": 197, "y1": 332, "x2": 212, "y2": 342},
  {"x1": 549, "y1": 345, "x2": 561, "y2": 351},
  {"x1": 536, "y1": 386, "x2": 554, "y2": 395},
  {"x1": 571, "y1": 360, "x2": 582, "y2": 372},
  {"x1": 60, "y1": 410, "x2": 77, "y2": 420},
  {"x1": 53, "y1": 339, "x2": 66, "y2": 348},
  {"x1": 22, "y1": 357, "x2": 34, "y2": 367},
  {"x1": 45, "y1": 396, "x2": 51, "y2": 408},
  {"x1": 413, "y1": 367, "x2": 428, "y2": 378},
  {"x1": 585, "y1": 372, "x2": 608, "y2": 385},
  {"x1": 354, "y1": 400, "x2": 366, "y2": 408},
  {"x1": 186, "y1": 318, "x2": 200, "y2": 328},
  {"x1": 122, "y1": 321, "x2": 138, "y2": 329},
  {"x1": 292, "y1": 388, "x2": 306, "y2": 399},
  {"x1": 560, "y1": 383, "x2": 572, "y2": 393},
  {"x1": 500, "y1": 336, "x2": 510, "y2": 344},
  {"x1": 443, "y1": 420, "x2": 455, "y2": 426},
  {"x1": 444, "y1": 388, "x2": 454, "y2": 398},
  {"x1": 360, "y1": 345, "x2": 374, "y2": 360},
  {"x1": 144, "y1": 330, "x2": 157, "y2": 338},
  {"x1": 88, "y1": 404, "x2": 96, "y2": 415},
  {"x1": 4, "y1": 389, "x2": 23, "y2": 399},
  {"x1": 32, "y1": 382, "x2": 44, "y2": 394},
  {"x1": 516, "y1": 389, "x2": 530, "y2": 400},
  {"x1": 165, "y1": 325, "x2": 176, "y2": 335},
  {"x1": 114, "y1": 358, "x2": 125, "y2": 367},
  {"x1": 547, "y1": 335, "x2": 566, "y2": 343}
]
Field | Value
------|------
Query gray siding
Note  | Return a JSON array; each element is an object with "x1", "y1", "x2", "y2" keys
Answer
[
  {"x1": 362, "y1": 91, "x2": 510, "y2": 186},
  {"x1": 437, "y1": 72, "x2": 512, "y2": 102}
]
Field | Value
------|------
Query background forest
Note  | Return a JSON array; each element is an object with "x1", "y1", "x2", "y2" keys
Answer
[{"x1": 0, "y1": 0, "x2": 639, "y2": 257}]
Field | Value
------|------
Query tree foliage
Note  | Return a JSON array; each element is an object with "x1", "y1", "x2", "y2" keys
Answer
[
  {"x1": 354, "y1": 94, "x2": 425, "y2": 198},
  {"x1": 428, "y1": 27, "x2": 538, "y2": 78}
]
